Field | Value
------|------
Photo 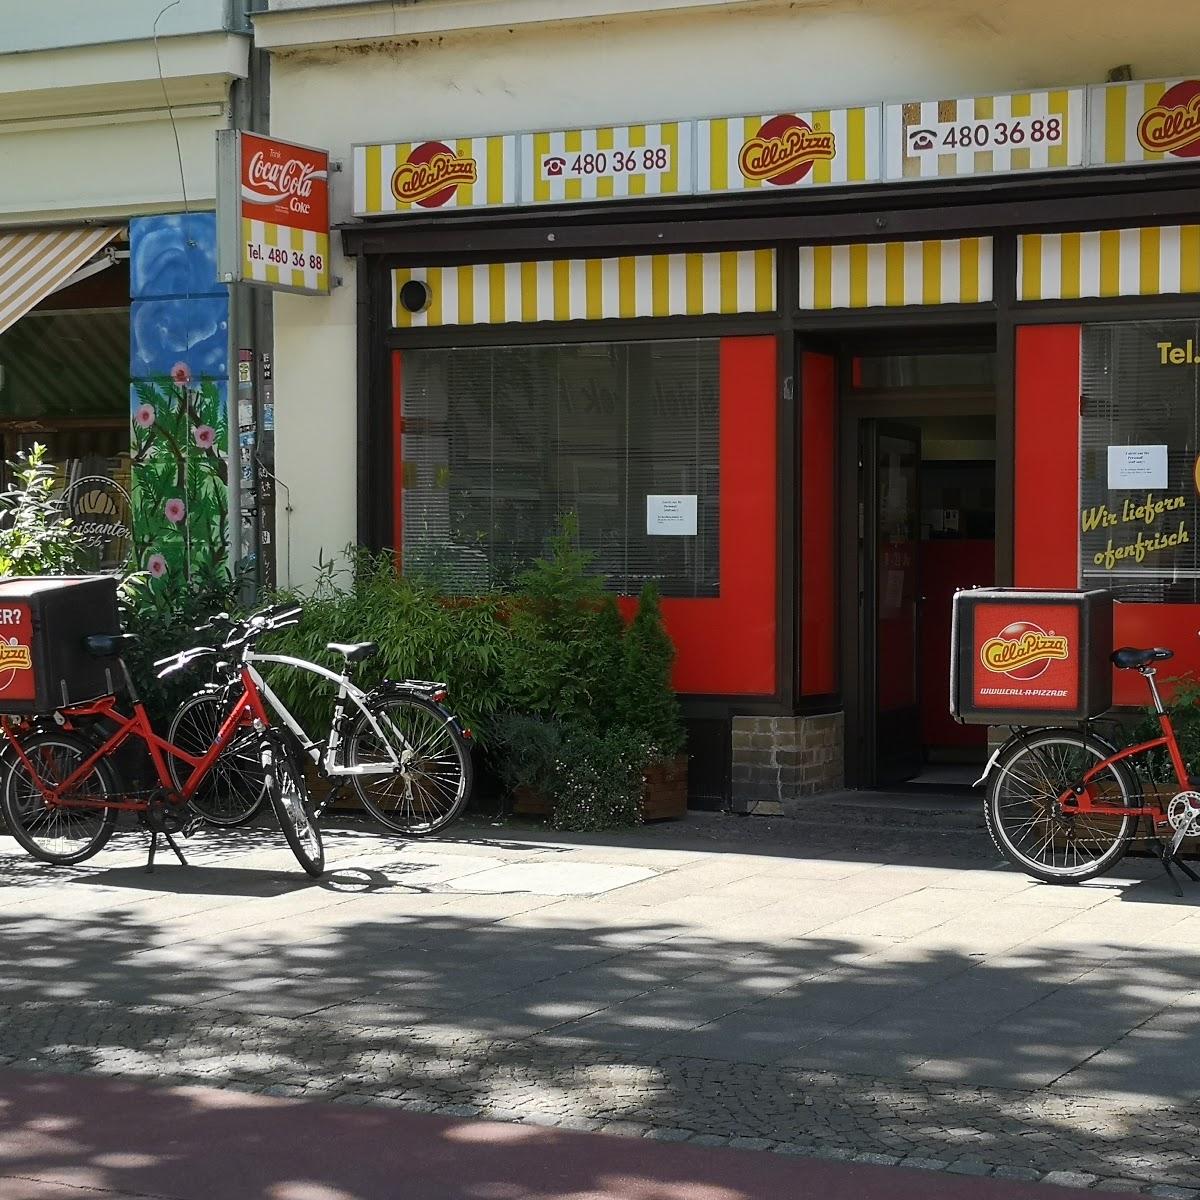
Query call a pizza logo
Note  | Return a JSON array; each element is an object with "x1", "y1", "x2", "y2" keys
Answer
[
  {"x1": 738, "y1": 114, "x2": 836, "y2": 185},
  {"x1": 390, "y1": 141, "x2": 478, "y2": 208},
  {"x1": 1136, "y1": 80, "x2": 1200, "y2": 158},
  {"x1": 980, "y1": 622, "x2": 1069, "y2": 680},
  {"x1": 0, "y1": 637, "x2": 31, "y2": 693}
]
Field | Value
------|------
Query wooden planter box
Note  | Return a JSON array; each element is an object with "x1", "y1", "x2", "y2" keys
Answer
[{"x1": 512, "y1": 754, "x2": 688, "y2": 822}]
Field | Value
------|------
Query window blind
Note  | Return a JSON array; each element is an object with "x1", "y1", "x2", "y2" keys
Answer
[
  {"x1": 401, "y1": 339, "x2": 720, "y2": 597},
  {"x1": 1080, "y1": 321, "x2": 1200, "y2": 602}
]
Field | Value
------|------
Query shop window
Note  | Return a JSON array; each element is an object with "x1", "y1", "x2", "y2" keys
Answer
[
  {"x1": 400, "y1": 339, "x2": 720, "y2": 596},
  {"x1": 0, "y1": 307, "x2": 132, "y2": 570},
  {"x1": 1080, "y1": 320, "x2": 1200, "y2": 601}
]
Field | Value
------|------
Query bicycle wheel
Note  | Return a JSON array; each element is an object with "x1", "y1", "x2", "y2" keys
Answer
[
  {"x1": 345, "y1": 694, "x2": 472, "y2": 835},
  {"x1": 985, "y1": 730, "x2": 1138, "y2": 883},
  {"x1": 261, "y1": 729, "x2": 324, "y2": 877},
  {"x1": 168, "y1": 689, "x2": 267, "y2": 827},
  {"x1": 2, "y1": 731, "x2": 119, "y2": 865}
]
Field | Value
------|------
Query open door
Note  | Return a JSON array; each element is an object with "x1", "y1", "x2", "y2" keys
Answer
[{"x1": 863, "y1": 421, "x2": 922, "y2": 784}]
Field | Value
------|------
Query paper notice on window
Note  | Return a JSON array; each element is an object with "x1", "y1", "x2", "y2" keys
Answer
[
  {"x1": 646, "y1": 495, "x2": 697, "y2": 536},
  {"x1": 1108, "y1": 445, "x2": 1168, "y2": 489}
]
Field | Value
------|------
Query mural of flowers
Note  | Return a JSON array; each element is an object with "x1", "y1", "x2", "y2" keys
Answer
[
  {"x1": 130, "y1": 367, "x2": 228, "y2": 585},
  {"x1": 129, "y1": 213, "x2": 230, "y2": 592}
]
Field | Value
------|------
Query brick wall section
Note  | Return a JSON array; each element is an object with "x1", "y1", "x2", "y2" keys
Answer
[{"x1": 731, "y1": 712, "x2": 844, "y2": 814}]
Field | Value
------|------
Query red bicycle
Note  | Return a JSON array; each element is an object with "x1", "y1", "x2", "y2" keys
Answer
[
  {"x1": 983, "y1": 643, "x2": 1200, "y2": 891},
  {"x1": 0, "y1": 605, "x2": 324, "y2": 876}
]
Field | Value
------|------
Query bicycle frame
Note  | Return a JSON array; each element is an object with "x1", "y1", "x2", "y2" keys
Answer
[
  {"x1": 244, "y1": 652, "x2": 404, "y2": 777},
  {"x1": 1057, "y1": 668, "x2": 1184, "y2": 823},
  {"x1": 0, "y1": 666, "x2": 272, "y2": 811}
]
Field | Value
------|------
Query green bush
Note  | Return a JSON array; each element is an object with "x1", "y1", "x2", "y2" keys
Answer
[
  {"x1": 119, "y1": 567, "x2": 243, "y2": 727},
  {"x1": 1131, "y1": 674, "x2": 1200, "y2": 784},
  {"x1": 0, "y1": 444, "x2": 85, "y2": 577},
  {"x1": 550, "y1": 725, "x2": 648, "y2": 832},
  {"x1": 261, "y1": 550, "x2": 512, "y2": 744},
  {"x1": 490, "y1": 517, "x2": 686, "y2": 831},
  {"x1": 622, "y1": 583, "x2": 686, "y2": 758}
]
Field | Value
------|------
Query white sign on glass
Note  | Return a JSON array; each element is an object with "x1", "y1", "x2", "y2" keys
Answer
[
  {"x1": 646, "y1": 494, "x2": 698, "y2": 536},
  {"x1": 1107, "y1": 445, "x2": 1168, "y2": 489}
]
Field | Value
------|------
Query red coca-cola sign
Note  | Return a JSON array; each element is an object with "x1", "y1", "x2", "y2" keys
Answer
[{"x1": 239, "y1": 132, "x2": 329, "y2": 234}]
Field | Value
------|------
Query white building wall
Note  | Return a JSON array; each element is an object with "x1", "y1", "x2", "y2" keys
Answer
[{"x1": 267, "y1": 0, "x2": 1200, "y2": 581}]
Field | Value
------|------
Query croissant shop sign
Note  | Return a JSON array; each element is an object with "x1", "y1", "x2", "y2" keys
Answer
[{"x1": 217, "y1": 129, "x2": 332, "y2": 296}]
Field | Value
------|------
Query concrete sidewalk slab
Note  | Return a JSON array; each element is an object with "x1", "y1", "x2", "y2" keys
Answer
[{"x1": 0, "y1": 1068, "x2": 1133, "y2": 1200}]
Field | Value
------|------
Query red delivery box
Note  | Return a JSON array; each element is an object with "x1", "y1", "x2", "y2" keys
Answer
[
  {"x1": 0, "y1": 576, "x2": 121, "y2": 714},
  {"x1": 950, "y1": 588, "x2": 1113, "y2": 725}
]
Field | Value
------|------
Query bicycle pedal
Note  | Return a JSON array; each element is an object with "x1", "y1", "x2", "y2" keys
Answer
[{"x1": 181, "y1": 816, "x2": 205, "y2": 838}]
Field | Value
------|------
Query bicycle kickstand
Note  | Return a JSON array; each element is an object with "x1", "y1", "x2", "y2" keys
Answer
[
  {"x1": 144, "y1": 831, "x2": 190, "y2": 874},
  {"x1": 1154, "y1": 827, "x2": 1199, "y2": 897}
]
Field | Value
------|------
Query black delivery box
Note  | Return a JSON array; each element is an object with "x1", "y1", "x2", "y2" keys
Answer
[
  {"x1": 0, "y1": 576, "x2": 121, "y2": 714},
  {"x1": 950, "y1": 587, "x2": 1113, "y2": 725}
]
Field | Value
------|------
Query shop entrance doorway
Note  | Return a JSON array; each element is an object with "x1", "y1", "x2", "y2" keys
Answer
[{"x1": 838, "y1": 346, "x2": 998, "y2": 789}]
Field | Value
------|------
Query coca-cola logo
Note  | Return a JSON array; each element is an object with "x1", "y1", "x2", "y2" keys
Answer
[{"x1": 242, "y1": 151, "x2": 328, "y2": 217}]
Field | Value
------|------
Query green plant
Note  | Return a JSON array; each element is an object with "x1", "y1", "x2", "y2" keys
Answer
[
  {"x1": 1131, "y1": 674, "x2": 1200, "y2": 784},
  {"x1": 621, "y1": 582, "x2": 686, "y2": 759},
  {"x1": 551, "y1": 724, "x2": 648, "y2": 832},
  {"x1": 260, "y1": 549, "x2": 512, "y2": 743},
  {"x1": 0, "y1": 444, "x2": 85, "y2": 577},
  {"x1": 502, "y1": 513, "x2": 610, "y2": 722},
  {"x1": 118, "y1": 566, "x2": 243, "y2": 727},
  {"x1": 492, "y1": 713, "x2": 564, "y2": 798}
]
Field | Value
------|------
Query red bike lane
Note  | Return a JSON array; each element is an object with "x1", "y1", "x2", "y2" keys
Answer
[{"x1": 0, "y1": 1068, "x2": 1128, "y2": 1200}]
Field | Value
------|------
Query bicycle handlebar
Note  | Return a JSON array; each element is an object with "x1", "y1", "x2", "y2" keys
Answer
[{"x1": 153, "y1": 646, "x2": 218, "y2": 679}]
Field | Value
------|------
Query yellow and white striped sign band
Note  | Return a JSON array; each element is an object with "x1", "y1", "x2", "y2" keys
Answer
[
  {"x1": 1089, "y1": 79, "x2": 1200, "y2": 166},
  {"x1": 696, "y1": 108, "x2": 880, "y2": 191},
  {"x1": 884, "y1": 89, "x2": 1083, "y2": 180},
  {"x1": 798, "y1": 238, "x2": 993, "y2": 310},
  {"x1": 1019, "y1": 226, "x2": 1200, "y2": 301},
  {"x1": 391, "y1": 250, "x2": 776, "y2": 328},
  {"x1": 519, "y1": 123, "x2": 692, "y2": 204},
  {"x1": 352, "y1": 136, "x2": 517, "y2": 216},
  {"x1": 242, "y1": 219, "x2": 330, "y2": 294}
]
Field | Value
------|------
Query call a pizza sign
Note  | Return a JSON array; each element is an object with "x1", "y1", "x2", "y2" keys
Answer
[
  {"x1": 1091, "y1": 78, "x2": 1200, "y2": 165},
  {"x1": 351, "y1": 76, "x2": 1200, "y2": 217}
]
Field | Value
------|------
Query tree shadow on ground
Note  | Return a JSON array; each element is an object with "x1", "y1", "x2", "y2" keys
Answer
[{"x1": 1, "y1": 822, "x2": 1200, "y2": 1191}]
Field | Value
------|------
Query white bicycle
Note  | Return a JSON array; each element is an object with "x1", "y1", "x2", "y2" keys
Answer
[{"x1": 166, "y1": 605, "x2": 473, "y2": 835}]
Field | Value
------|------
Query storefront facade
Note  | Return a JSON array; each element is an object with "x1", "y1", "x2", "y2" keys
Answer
[
  {"x1": 0, "y1": 3, "x2": 251, "y2": 582},
  {"x1": 258, "y1": 0, "x2": 1200, "y2": 808}
]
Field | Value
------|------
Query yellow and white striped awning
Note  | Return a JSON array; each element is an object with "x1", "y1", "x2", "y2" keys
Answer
[
  {"x1": 798, "y1": 238, "x2": 993, "y2": 309},
  {"x1": 1019, "y1": 226, "x2": 1200, "y2": 300},
  {"x1": 392, "y1": 250, "x2": 776, "y2": 328},
  {"x1": 0, "y1": 226, "x2": 122, "y2": 335}
]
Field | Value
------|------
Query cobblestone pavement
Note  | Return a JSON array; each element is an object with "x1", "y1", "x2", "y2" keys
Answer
[{"x1": 3, "y1": 804, "x2": 1200, "y2": 1195}]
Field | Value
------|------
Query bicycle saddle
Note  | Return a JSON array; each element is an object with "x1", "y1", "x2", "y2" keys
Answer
[
  {"x1": 1111, "y1": 646, "x2": 1174, "y2": 670},
  {"x1": 326, "y1": 641, "x2": 378, "y2": 662},
  {"x1": 84, "y1": 633, "x2": 140, "y2": 658}
]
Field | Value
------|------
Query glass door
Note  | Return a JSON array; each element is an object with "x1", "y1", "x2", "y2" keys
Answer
[{"x1": 863, "y1": 421, "x2": 922, "y2": 784}]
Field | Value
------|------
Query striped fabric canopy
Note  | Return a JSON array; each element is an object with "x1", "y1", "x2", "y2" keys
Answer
[{"x1": 0, "y1": 226, "x2": 122, "y2": 336}]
